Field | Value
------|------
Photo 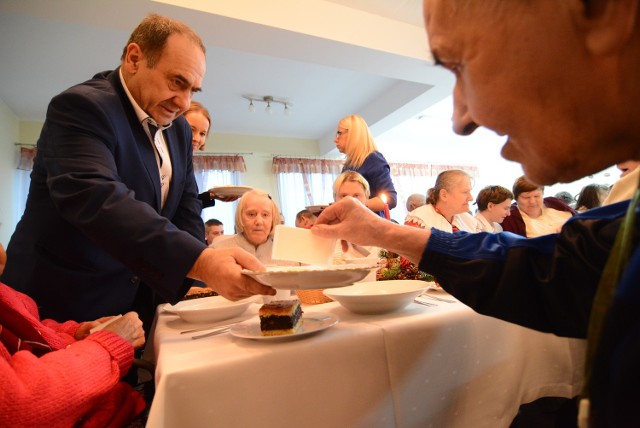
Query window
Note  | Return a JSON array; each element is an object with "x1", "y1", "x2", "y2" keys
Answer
[
  {"x1": 390, "y1": 163, "x2": 480, "y2": 222},
  {"x1": 272, "y1": 157, "x2": 343, "y2": 226},
  {"x1": 193, "y1": 155, "x2": 246, "y2": 234}
]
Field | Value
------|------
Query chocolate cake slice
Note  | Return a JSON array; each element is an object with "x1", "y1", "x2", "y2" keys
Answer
[{"x1": 259, "y1": 300, "x2": 303, "y2": 336}]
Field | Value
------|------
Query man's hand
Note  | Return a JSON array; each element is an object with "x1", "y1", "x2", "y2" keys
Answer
[
  {"x1": 312, "y1": 197, "x2": 386, "y2": 248},
  {"x1": 312, "y1": 197, "x2": 430, "y2": 265},
  {"x1": 188, "y1": 247, "x2": 276, "y2": 300}
]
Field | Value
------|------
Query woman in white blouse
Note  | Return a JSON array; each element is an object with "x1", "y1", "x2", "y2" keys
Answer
[
  {"x1": 474, "y1": 185, "x2": 514, "y2": 233},
  {"x1": 405, "y1": 170, "x2": 480, "y2": 233}
]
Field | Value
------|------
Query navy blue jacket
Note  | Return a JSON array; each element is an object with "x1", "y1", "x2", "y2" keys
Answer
[
  {"x1": 2, "y1": 69, "x2": 206, "y2": 325},
  {"x1": 421, "y1": 198, "x2": 640, "y2": 427},
  {"x1": 343, "y1": 151, "x2": 397, "y2": 218}
]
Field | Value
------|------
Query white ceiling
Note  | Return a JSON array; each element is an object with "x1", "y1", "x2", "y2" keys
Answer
[{"x1": 0, "y1": 0, "x2": 454, "y2": 156}]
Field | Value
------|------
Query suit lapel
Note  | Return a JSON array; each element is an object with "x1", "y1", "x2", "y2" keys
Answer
[
  {"x1": 161, "y1": 123, "x2": 184, "y2": 217},
  {"x1": 109, "y1": 70, "x2": 163, "y2": 211},
  {"x1": 138, "y1": 125, "x2": 163, "y2": 210}
]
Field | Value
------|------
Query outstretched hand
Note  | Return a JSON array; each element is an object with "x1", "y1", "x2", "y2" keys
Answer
[
  {"x1": 311, "y1": 197, "x2": 387, "y2": 248},
  {"x1": 312, "y1": 197, "x2": 430, "y2": 264},
  {"x1": 189, "y1": 247, "x2": 276, "y2": 300}
]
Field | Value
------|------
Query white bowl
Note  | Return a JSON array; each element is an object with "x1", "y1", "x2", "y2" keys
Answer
[
  {"x1": 167, "y1": 296, "x2": 256, "y2": 323},
  {"x1": 323, "y1": 280, "x2": 428, "y2": 315}
]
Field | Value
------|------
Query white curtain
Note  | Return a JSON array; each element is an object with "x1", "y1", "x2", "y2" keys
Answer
[
  {"x1": 13, "y1": 147, "x2": 36, "y2": 227},
  {"x1": 390, "y1": 162, "x2": 480, "y2": 223},
  {"x1": 193, "y1": 155, "x2": 246, "y2": 233},
  {"x1": 273, "y1": 157, "x2": 481, "y2": 225},
  {"x1": 272, "y1": 157, "x2": 343, "y2": 226}
]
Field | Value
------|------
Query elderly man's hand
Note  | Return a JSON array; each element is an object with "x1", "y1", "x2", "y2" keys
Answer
[
  {"x1": 311, "y1": 197, "x2": 386, "y2": 248},
  {"x1": 312, "y1": 197, "x2": 430, "y2": 265},
  {"x1": 189, "y1": 247, "x2": 275, "y2": 300}
]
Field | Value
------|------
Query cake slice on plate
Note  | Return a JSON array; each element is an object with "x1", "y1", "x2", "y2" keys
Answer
[{"x1": 259, "y1": 300, "x2": 303, "y2": 336}]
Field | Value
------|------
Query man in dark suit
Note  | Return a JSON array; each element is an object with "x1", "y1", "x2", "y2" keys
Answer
[{"x1": 1, "y1": 14, "x2": 273, "y2": 330}]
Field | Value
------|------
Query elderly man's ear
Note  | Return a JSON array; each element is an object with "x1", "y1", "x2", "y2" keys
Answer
[{"x1": 571, "y1": 0, "x2": 638, "y2": 54}]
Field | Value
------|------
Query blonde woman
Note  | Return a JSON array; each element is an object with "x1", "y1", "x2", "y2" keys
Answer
[
  {"x1": 184, "y1": 100, "x2": 210, "y2": 152},
  {"x1": 184, "y1": 101, "x2": 238, "y2": 208},
  {"x1": 334, "y1": 114, "x2": 397, "y2": 218},
  {"x1": 405, "y1": 170, "x2": 481, "y2": 233}
]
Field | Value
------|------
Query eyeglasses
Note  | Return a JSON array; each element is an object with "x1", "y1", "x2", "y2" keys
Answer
[{"x1": 336, "y1": 129, "x2": 349, "y2": 137}]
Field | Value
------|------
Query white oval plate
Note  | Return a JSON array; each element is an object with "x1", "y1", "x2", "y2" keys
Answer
[
  {"x1": 166, "y1": 296, "x2": 257, "y2": 323},
  {"x1": 323, "y1": 280, "x2": 428, "y2": 315},
  {"x1": 242, "y1": 264, "x2": 376, "y2": 290},
  {"x1": 229, "y1": 312, "x2": 338, "y2": 341},
  {"x1": 208, "y1": 185, "x2": 253, "y2": 197}
]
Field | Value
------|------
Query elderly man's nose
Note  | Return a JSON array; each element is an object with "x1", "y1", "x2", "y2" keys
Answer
[{"x1": 451, "y1": 87, "x2": 479, "y2": 136}]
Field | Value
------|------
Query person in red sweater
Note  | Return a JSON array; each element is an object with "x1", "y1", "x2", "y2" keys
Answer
[{"x1": 0, "y1": 280, "x2": 146, "y2": 427}]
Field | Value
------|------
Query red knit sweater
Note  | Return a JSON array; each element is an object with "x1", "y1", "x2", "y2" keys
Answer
[{"x1": 0, "y1": 283, "x2": 145, "y2": 427}]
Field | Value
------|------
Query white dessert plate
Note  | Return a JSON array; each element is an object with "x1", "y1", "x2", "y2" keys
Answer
[
  {"x1": 272, "y1": 225, "x2": 336, "y2": 266},
  {"x1": 242, "y1": 264, "x2": 376, "y2": 290},
  {"x1": 208, "y1": 185, "x2": 253, "y2": 197},
  {"x1": 229, "y1": 312, "x2": 338, "y2": 341},
  {"x1": 323, "y1": 280, "x2": 429, "y2": 315},
  {"x1": 305, "y1": 204, "x2": 329, "y2": 215},
  {"x1": 166, "y1": 296, "x2": 257, "y2": 323}
]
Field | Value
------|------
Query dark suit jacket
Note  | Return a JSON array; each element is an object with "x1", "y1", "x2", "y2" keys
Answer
[{"x1": 2, "y1": 69, "x2": 206, "y2": 324}]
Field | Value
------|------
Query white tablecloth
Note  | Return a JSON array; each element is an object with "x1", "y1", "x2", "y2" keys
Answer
[{"x1": 145, "y1": 296, "x2": 585, "y2": 428}]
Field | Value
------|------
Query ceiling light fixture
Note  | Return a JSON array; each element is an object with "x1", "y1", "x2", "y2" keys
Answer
[{"x1": 242, "y1": 95, "x2": 292, "y2": 116}]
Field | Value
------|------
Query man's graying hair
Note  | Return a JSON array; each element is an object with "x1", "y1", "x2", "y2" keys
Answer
[{"x1": 121, "y1": 14, "x2": 206, "y2": 67}]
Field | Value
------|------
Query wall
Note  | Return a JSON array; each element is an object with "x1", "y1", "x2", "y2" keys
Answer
[
  {"x1": 0, "y1": 98, "x2": 19, "y2": 246},
  {"x1": 203, "y1": 133, "x2": 325, "y2": 202}
]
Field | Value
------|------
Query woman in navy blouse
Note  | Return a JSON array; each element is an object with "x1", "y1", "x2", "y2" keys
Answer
[{"x1": 334, "y1": 114, "x2": 397, "y2": 218}]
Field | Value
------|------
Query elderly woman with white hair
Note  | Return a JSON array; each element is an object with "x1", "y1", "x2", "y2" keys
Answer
[{"x1": 210, "y1": 189, "x2": 281, "y2": 264}]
